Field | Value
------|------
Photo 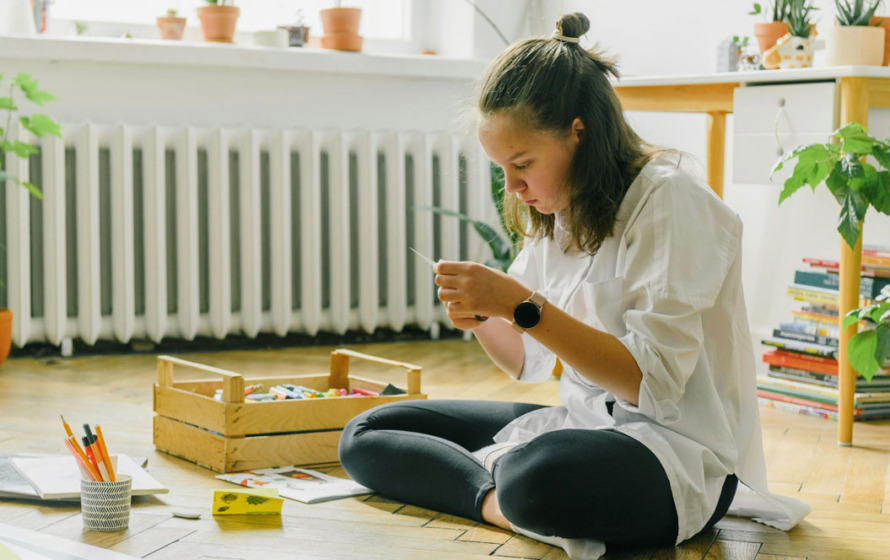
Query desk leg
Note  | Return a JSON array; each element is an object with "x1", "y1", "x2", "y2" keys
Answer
[
  {"x1": 706, "y1": 112, "x2": 727, "y2": 198},
  {"x1": 838, "y1": 77, "x2": 867, "y2": 446}
]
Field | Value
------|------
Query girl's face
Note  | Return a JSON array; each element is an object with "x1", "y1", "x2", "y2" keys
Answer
[{"x1": 478, "y1": 112, "x2": 583, "y2": 216}]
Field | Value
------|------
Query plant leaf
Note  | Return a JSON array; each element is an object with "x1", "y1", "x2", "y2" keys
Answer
[
  {"x1": 871, "y1": 170, "x2": 890, "y2": 215},
  {"x1": 0, "y1": 97, "x2": 17, "y2": 111},
  {"x1": 20, "y1": 113, "x2": 62, "y2": 139},
  {"x1": 837, "y1": 191, "x2": 862, "y2": 250},
  {"x1": 418, "y1": 206, "x2": 511, "y2": 265},
  {"x1": 13, "y1": 73, "x2": 38, "y2": 95},
  {"x1": 873, "y1": 143, "x2": 890, "y2": 169},
  {"x1": 22, "y1": 181, "x2": 43, "y2": 200},
  {"x1": 843, "y1": 308, "x2": 864, "y2": 329},
  {"x1": 875, "y1": 325, "x2": 890, "y2": 372},
  {"x1": 848, "y1": 329, "x2": 880, "y2": 382},
  {"x1": 837, "y1": 123, "x2": 877, "y2": 154},
  {"x1": 23, "y1": 89, "x2": 56, "y2": 107},
  {"x1": 10, "y1": 140, "x2": 38, "y2": 158},
  {"x1": 839, "y1": 154, "x2": 865, "y2": 179}
]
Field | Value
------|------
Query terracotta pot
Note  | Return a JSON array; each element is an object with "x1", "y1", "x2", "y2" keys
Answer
[
  {"x1": 321, "y1": 33, "x2": 363, "y2": 52},
  {"x1": 320, "y1": 8, "x2": 361, "y2": 34},
  {"x1": 754, "y1": 21, "x2": 790, "y2": 54},
  {"x1": 320, "y1": 8, "x2": 362, "y2": 52},
  {"x1": 825, "y1": 25, "x2": 885, "y2": 66},
  {"x1": 871, "y1": 16, "x2": 890, "y2": 65},
  {"x1": 157, "y1": 16, "x2": 186, "y2": 40},
  {"x1": 197, "y1": 5, "x2": 240, "y2": 44},
  {"x1": 0, "y1": 308, "x2": 11, "y2": 369}
]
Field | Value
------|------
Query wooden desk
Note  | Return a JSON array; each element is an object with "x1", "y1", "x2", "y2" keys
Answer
[{"x1": 614, "y1": 67, "x2": 890, "y2": 446}]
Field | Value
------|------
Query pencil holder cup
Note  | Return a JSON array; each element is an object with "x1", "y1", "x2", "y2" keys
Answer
[{"x1": 80, "y1": 474, "x2": 132, "y2": 531}]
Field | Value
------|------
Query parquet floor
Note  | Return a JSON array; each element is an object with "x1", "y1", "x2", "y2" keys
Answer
[{"x1": 0, "y1": 339, "x2": 888, "y2": 559}]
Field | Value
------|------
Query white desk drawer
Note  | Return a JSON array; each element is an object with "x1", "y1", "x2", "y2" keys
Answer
[
  {"x1": 733, "y1": 82, "x2": 837, "y2": 135},
  {"x1": 733, "y1": 82, "x2": 838, "y2": 184},
  {"x1": 733, "y1": 132, "x2": 830, "y2": 185}
]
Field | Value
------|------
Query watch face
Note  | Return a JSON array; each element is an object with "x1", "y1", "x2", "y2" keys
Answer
[{"x1": 514, "y1": 301, "x2": 541, "y2": 329}]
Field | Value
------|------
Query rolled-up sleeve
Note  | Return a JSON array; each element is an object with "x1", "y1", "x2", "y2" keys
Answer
[{"x1": 612, "y1": 177, "x2": 740, "y2": 422}]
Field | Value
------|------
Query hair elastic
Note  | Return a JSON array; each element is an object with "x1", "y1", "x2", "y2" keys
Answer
[{"x1": 551, "y1": 31, "x2": 580, "y2": 43}]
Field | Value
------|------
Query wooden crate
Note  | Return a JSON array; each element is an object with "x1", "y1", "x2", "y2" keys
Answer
[{"x1": 153, "y1": 348, "x2": 426, "y2": 473}]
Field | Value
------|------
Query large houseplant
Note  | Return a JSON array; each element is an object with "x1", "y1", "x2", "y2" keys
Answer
[
  {"x1": 825, "y1": 0, "x2": 885, "y2": 65},
  {"x1": 772, "y1": 122, "x2": 890, "y2": 382},
  {"x1": 0, "y1": 72, "x2": 62, "y2": 368}
]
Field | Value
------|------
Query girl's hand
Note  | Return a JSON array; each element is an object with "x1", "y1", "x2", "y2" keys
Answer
[{"x1": 434, "y1": 260, "x2": 530, "y2": 330}]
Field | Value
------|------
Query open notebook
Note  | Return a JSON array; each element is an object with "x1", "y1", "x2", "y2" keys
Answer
[{"x1": 9, "y1": 454, "x2": 168, "y2": 500}]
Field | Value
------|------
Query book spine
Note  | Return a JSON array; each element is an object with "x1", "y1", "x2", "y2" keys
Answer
[
  {"x1": 758, "y1": 397, "x2": 841, "y2": 421},
  {"x1": 761, "y1": 336, "x2": 838, "y2": 360},
  {"x1": 793, "y1": 270, "x2": 890, "y2": 299},
  {"x1": 772, "y1": 328, "x2": 839, "y2": 348},
  {"x1": 757, "y1": 389, "x2": 845, "y2": 412},
  {"x1": 786, "y1": 284, "x2": 841, "y2": 307},
  {"x1": 762, "y1": 350, "x2": 838, "y2": 376},
  {"x1": 768, "y1": 365, "x2": 838, "y2": 386}
]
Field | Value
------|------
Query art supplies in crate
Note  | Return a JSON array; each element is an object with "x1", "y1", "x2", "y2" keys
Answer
[
  {"x1": 153, "y1": 348, "x2": 427, "y2": 473},
  {"x1": 217, "y1": 466, "x2": 372, "y2": 504}
]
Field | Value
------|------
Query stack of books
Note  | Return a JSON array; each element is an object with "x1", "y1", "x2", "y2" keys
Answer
[{"x1": 758, "y1": 248, "x2": 890, "y2": 421}]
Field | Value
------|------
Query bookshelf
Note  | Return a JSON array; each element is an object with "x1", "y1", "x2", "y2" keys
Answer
[{"x1": 613, "y1": 67, "x2": 890, "y2": 446}]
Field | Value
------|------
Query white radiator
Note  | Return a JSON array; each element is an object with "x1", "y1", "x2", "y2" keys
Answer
[{"x1": 1, "y1": 123, "x2": 494, "y2": 348}]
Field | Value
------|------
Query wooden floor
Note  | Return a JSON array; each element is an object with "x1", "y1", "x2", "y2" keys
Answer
[{"x1": 1, "y1": 339, "x2": 889, "y2": 560}]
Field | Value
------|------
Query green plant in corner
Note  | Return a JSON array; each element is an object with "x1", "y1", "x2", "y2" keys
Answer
[
  {"x1": 772, "y1": 122, "x2": 890, "y2": 382},
  {"x1": 420, "y1": 162, "x2": 521, "y2": 272},
  {"x1": 0, "y1": 72, "x2": 62, "y2": 201},
  {"x1": 834, "y1": 0, "x2": 883, "y2": 25}
]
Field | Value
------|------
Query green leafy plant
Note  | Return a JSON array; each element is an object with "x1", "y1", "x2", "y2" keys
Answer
[
  {"x1": 835, "y1": 0, "x2": 883, "y2": 25},
  {"x1": 787, "y1": 0, "x2": 818, "y2": 37},
  {"x1": 773, "y1": 122, "x2": 890, "y2": 382},
  {"x1": 420, "y1": 162, "x2": 520, "y2": 272},
  {"x1": 750, "y1": 1, "x2": 792, "y2": 22},
  {"x1": 771, "y1": 122, "x2": 890, "y2": 251},
  {"x1": 842, "y1": 285, "x2": 890, "y2": 381},
  {"x1": 0, "y1": 73, "x2": 62, "y2": 200}
]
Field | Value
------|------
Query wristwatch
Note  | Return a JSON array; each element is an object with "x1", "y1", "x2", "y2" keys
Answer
[{"x1": 511, "y1": 291, "x2": 547, "y2": 333}]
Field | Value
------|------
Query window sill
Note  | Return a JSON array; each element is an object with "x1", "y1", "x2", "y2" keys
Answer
[{"x1": 0, "y1": 35, "x2": 488, "y2": 80}]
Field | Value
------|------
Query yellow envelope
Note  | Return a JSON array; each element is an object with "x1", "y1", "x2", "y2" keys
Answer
[{"x1": 212, "y1": 488, "x2": 283, "y2": 515}]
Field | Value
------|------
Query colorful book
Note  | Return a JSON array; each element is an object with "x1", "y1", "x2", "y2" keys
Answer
[
  {"x1": 803, "y1": 257, "x2": 890, "y2": 278},
  {"x1": 767, "y1": 366, "x2": 890, "y2": 391},
  {"x1": 761, "y1": 336, "x2": 838, "y2": 360},
  {"x1": 762, "y1": 350, "x2": 838, "y2": 376},
  {"x1": 772, "y1": 328, "x2": 839, "y2": 348},
  {"x1": 757, "y1": 397, "x2": 890, "y2": 421},
  {"x1": 793, "y1": 270, "x2": 890, "y2": 300},
  {"x1": 756, "y1": 375, "x2": 890, "y2": 406}
]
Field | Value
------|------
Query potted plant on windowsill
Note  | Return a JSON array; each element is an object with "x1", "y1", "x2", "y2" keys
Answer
[
  {"x1": 763, "y1": 0, "x2": 819, "y2": 69},
  {"x1": 157, "y1": 8, "x2": 186, "y2": 40},
  {"x1": 825, "y1": 0, "x2": 885, "y2": 66},
  {"x1": 198, "y1": 0, "x2": 239, "y2": 44},
  {"x1": 320, "y1": 1, "x2": 363, "y2": 52},
  {"x1": 750, "y1": 1, "x2": 792, "y2": 56},
  {"x1": 0, "y1": 72, "x2": 62, "y2": 369},
  {"x1": 772, "y1": 122, "x2": 890, "y2": 384}
]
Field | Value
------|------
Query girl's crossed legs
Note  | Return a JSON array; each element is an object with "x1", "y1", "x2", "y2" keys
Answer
[{"x1": 338, "y1": 399, "x2": 691, "y2": 547}]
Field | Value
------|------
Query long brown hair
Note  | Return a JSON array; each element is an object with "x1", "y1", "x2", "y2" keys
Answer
[{"x1": 477, "y1": 13, "x2": 656, "y2": 255}]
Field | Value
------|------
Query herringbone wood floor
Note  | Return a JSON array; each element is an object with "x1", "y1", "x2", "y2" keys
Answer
[{"x1": 1, "y1": 339, "x2": 888, "y2": 559}]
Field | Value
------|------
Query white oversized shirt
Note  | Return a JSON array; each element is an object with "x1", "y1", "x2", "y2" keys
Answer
[{"x1": 497, "y1": 154, "x2": 810, "y2": 544}]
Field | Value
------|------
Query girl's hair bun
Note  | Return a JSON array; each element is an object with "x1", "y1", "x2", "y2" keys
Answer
[{"x1": 556, "y1": 13, "x2": 590, "y2": 39}]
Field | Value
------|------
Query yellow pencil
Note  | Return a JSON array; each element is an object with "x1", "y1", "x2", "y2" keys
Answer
[{"x1": 94, "y1": 425, "x2": 117, "y2": 481}]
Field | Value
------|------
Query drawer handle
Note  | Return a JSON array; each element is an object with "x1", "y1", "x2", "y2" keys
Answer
[{"x1": 773, "y1": 103, "x2": 786, "y2": 157}]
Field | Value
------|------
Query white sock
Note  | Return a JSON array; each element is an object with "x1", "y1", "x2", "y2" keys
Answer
[{"x1": 509, "y1": 523, "x2": 607, "y2": 560}]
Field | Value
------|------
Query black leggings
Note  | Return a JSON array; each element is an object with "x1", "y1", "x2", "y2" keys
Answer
[{"x1": 338, "y1": 399, "x2": 737, "y2": 548}]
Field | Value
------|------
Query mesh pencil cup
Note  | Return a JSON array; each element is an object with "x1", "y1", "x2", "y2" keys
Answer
[{"x1": 80, "y1": 474, "x2": 132, "y2": 531}]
